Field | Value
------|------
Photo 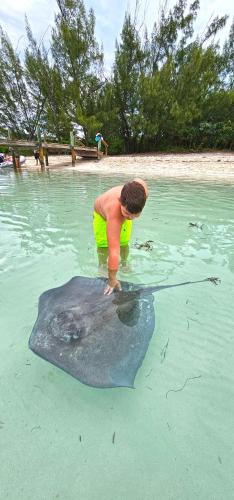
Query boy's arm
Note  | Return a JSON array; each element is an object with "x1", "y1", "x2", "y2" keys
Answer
[{"x1": 105, "y1": 217, "x2": 122, "y2": 295}]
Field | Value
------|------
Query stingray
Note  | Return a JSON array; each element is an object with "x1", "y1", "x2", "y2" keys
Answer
[{"x1": 29, "y1": 276, "x2": 218, "y2": 389}]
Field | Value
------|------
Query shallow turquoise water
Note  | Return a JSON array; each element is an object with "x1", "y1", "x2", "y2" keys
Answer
[{"x1": 0, "y1": 169, "x2": 234, "y2": 500}]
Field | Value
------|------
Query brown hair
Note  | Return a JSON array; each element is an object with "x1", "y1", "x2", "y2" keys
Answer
[{"x1": 120, "y1": 181, "x2": 146, "y2": 214}]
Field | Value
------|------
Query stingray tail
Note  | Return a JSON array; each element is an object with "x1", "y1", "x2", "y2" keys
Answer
[{"x1": 141, "y1": 277, "x2": 221, "y2": 294}]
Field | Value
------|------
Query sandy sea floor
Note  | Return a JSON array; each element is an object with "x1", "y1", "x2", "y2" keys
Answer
[
  {"x1": 21, "y1": 151, "x2": 234, "y2": 181},
  {"x1": 1, "y1": 154, "x2": 234, "y2": 500}
]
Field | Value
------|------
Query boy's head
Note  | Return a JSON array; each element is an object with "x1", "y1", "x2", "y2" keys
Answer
[{"x1": 120, "y1": 181, "x2": 146, "y2": 219}]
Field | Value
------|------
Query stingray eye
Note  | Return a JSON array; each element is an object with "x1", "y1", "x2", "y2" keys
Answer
[{"x1": 63, "y1": 332, "x2": 72, "y2": 343}]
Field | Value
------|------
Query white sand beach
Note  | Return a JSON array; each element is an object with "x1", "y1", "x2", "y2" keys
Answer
[{"x1": 23, "y1": 151, "x2": 234, "y2": 181}]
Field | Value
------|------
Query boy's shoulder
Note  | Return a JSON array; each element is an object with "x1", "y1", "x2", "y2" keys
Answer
[{"x1": 106, "y1": 184, "x2": 123, "y2": 195}]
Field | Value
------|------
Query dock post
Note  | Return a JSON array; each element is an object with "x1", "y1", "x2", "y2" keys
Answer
[
  {"x1": 70, "y1": 131, "x2": 76, "y2": 166},
  {"x1": 45, "y1": 149, "x2": 49, "y2": 166},
  {"x1": 36, "y1": 126, "x2": 45, "y2": 169},
  {"x1": 7, "y1": 129, "x2": 17, "y2": 169},
  {"x1": 12, "y1": 150, "x2": 17, "y2": 169},
  {"x1": 39, "y1": 146, "x2": 45, "y2": 169},
  {"x1": 15, "y1": 154, "x2": 21, "y2": 169},
  {"x1": 71, "y1": 149, "x2": 76, "y2": 166},
  {"x1": 43, "y1": 134, "x2": 49, "y2": 166},
  {"x1": 102, "y1": 138, "x2": 109, "y2": 156}
]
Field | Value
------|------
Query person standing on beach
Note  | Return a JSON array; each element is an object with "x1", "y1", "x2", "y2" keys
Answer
[
  {"x1": 95, "y1": 132, "x2": 109, "y2": 156},
  {"x1": 93, "y1": 178, "x2": 148, "y2": 295}
]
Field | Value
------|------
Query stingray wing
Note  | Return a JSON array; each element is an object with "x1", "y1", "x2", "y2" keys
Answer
[{"x1": 29, "y1": 276, "x2": 156, "y2": 388}]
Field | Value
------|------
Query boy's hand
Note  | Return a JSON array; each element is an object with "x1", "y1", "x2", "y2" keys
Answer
[{"x1": 104, "y1": 279, "x2": 121, "y2": 295}]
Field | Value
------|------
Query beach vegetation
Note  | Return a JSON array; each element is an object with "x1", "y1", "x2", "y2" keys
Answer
[{"x1": 0, "y1": 0, "x2": 233, "y2": 152}]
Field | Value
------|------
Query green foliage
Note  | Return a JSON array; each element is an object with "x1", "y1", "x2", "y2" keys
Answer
[
  {"x1": 51, "y1": 0, "x2": 104, "y2": 141},
  {"x1": 223, "y1": 19, "x2": 234, "y2": 88},
  {"x1": 113, "y1": 13, "x2": 146, "y2": 152},
  {"x1": 0, "y1": 27, "x2": 40, "y2": 138},
  {"x1": 151, "y1": 0, "x2": 198, "y2": 69},
  {"x1": 0, "y1": 0, "x2": 233, "y2": 150},
  {"x1": 24, "y1": 19, "x2": 70, "y2": 141},
  {"x1": 107, "y1": 137, "x2": 124, "y2": 155}
]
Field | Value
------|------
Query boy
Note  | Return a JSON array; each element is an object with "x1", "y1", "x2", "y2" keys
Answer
[{"x1": 93, "y1": 178, "x2": 148, "y2": 295}]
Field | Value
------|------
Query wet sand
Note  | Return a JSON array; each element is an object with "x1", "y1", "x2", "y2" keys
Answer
[{"x1": 23, "y1": 151, "x2": 234, "y2": 181}]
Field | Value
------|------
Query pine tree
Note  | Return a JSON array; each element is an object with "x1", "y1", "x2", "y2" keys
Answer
[
  {"x1": 51, "y1": 0, "x2": 104, "y2": 140},
  {"x1": 113, "y1": 12, "x2": 146, "y2": 152},
  {"x1": 0, "y1": 26, "x2": 42, "y2": 138}
]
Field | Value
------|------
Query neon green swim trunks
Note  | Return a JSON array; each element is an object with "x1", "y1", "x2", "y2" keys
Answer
[{"x1": 93, "y1": 211, "x2": 132, "y2": 248}]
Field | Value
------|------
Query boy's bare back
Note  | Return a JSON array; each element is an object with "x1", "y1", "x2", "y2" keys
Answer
[{"x1": 94, "y1": 185, "x2": 123, "y2": 221}]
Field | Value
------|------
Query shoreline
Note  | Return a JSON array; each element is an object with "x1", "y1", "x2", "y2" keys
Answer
[{"x1": 19, "y1": 151, "x2": 234, "y2": 182}]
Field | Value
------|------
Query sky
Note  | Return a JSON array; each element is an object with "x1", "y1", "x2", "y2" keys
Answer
[{"x1": 0, "y1": 0, "x2": 233, "y2": 73}]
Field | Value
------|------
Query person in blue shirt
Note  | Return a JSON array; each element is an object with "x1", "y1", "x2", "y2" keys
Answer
[{"x1": 95, "y1": 132, "x2": 109, "y2": 155}]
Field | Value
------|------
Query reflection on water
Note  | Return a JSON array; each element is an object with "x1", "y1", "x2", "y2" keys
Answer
[{"x1": 0, "y1": 169, "x2": 234, "y2": 500}]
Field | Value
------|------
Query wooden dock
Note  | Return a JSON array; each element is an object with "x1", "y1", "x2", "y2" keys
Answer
[{"x1": 0, "y1": 139, "x2": 99, "y2": 159}]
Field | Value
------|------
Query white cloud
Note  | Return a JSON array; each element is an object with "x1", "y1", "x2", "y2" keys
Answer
[
  {"x1": 0, "y1": 0, "x2": 58, "y2": 51},
  {"x1": 134, "y1": 0, "x2": 234, "y2": 44},
  {"x1": 0, "y1": 0, "x2": 233, "y2": 63},
  {"x1": 93, "y1": 0, "x2": 234, "y2": 70},
  {"x1": 194, "y1": 0, "x2": 233, "y2": 44}
]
